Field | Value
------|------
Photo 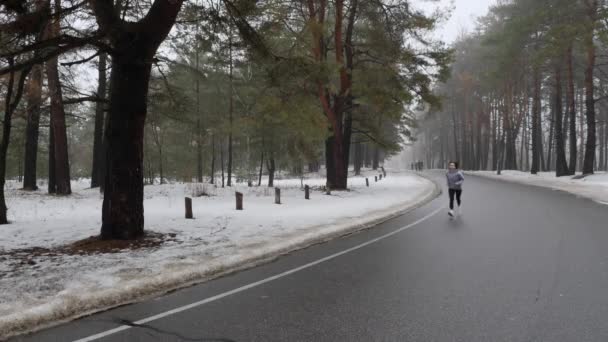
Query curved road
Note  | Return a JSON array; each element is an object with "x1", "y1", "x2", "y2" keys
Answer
[{"x1": 12, "y1": 172, "x2": 608, "y2": 342}]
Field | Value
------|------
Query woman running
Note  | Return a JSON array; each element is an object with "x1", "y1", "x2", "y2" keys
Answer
[{"x1": 446, "y1": 161, "x2": 464, "y2": 217}]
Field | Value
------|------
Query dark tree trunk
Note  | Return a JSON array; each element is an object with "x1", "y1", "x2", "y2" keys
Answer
[
  {"x1": 578, "y1": 89, "x2": 585, "y2": 171},
  {"x1": 91, "y1": 52, "x2": 107, "y2": 188},
  {"x1": 267, "y1": 158, "x2": 275, "y2": 187},
  {"x1": 342, "y1": 112, "x2": 353, "y2": 180},
  {"x1": 354, "y1": 142, "x2": 363, "y2": 175},
  {"x1": 363, "y1": 143, "x2": 372, "y2": 168},
  {"x1": 492, "y1": 102, "x2": 497, "y2": 170},
  {"x1": 227, "y1": 32, "x2": 234, "y2": 187},
  {"x1": 372, "y1": 146, "x2": 380, "y2": 170},
  {"x1": 210, "y1": 134, "x2": 216, "y2": 184},
  {"x1": 600, "y1": 80, "x2": 606, "y2": 171},
  {"x1": 583, "y1": 27, "x2": 597, "y2": 174},
  {"x1": 531, "y1": 68, "x2": 541, "y2": 175},
  {"x1": 567, "y1": 45, "x2": 577, "y2": 175},
  {"x1": 1, "y1": 60, "x2": 31, "y2": 224},
  {"x1": 554, "y1": 64, "x2": 569, "y2": 176},
  {"x1": 326, "y1": 129, "x2": 348, "y2": 189},
  {"x1": 23, "y1": 64, "x2": 43, "y2": 191},
  {"x1": 157, "y1": 144, "x2": 164, "y2": 184},
  {"x1": 451, "y1": 96, "x2": 460, "y2": 163},
  {"x1": 546, "y1": 104, "x2": 555, "y2": 172},
  {"x1": 340, "y1": 0, "x2": 356, "y2": 181},
  {"x1": 325, "y1": 137, "x2": 336, "y2": 187},
  {"x1": 46, "y1": 61, "x2": 71, "y2": 194},
  {"x1": 220, "y1": 140, "x2": 225, "y2": 188},
  {"x1": 195, "y1": 33, "x2": 203, "y2": 183},
  {"x1": 44, "y1": 0, "x2": 71, "y2": 195},
  {"x1": 100, "y1": 55, "x2": 150, "y2": 239},
  {"x1": 48, "y1": 125, "x2": 56, "y2": 194},
  {"x1": 519, "y1": 110, "x2": 525, "y2": 171},
  {"x1": 92, "y1": 0, "x2": 183, "y2": 240},
  {"x1": 100, "y1": 96, "x2": 110, "y2": 192},
  {"x1": 196, "y1": 119, "x2": 203, "y2": 183},
  {"x1": 258, "y1": 151, "x2": 264, "y2": 186},
  {"x1": 22, "y1": 0, "x2": 47, "y2": 191}
]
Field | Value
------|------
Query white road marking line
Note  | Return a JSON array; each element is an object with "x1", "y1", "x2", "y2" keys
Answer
[{"x1": 74, "y1": 206, "x2": 442, "y2": 342}]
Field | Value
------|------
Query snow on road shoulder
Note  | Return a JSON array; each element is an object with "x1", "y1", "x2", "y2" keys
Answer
[
  {"x1": 0, "y1": 170, "x2": 436, "y2": 339},
  {"x1": 469, "y1": 170, "x2": 608, "y2": 205}
]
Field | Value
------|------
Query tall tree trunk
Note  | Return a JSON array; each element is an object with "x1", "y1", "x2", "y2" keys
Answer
[
  {"x1": 97, "y1": 0, "x2": 183, "y2": 240},
  {"x1": 600, "y1": 81, "x2": 607, "y2": 171},
  {"x1": 504, "y1": 85, "x2": 518, "y2": 170},
  {"x1": 220, "y1": 140, "x2": 225, "y2": 188},
  {"x1": 531, "y1": 68, "x2": 541, "y2": 174},
  {"x1": 267, "y1": 157, "x2": 275, "y2": 187},
  {"x1": 583, "y1": 14, "x2": 597, "y2": 174},
  {"x1": 45, "y1": 1, "x2": 71, "y2": 195},
  {"x1": 476, "y1": 111, "x2": 483, "y2": 170},
  {"x1": 461, "y1": 95, "x2": 468, "y2": 168},
  {"x1": 579, "y1": 89, "x2": 585, "y2": 171},
  {"x1": 22, "y1": 0, "x2": 47, "y2": 191},
  {"x1": 100, "y1": 56, "x2": 150, "y2": 239},
  {"x1": 546, "y1": 105, "x2": 555, "y2": 172},
  {"x1": 48, "y1": 125, "x2": 56, "y2": 193},
  {"x1": 491, "y1": 100, "x2": 497, "y2": 170},
  {"x1": 354, "y1": 142, "x2": 362, "y2": 175},
  {"x1": 195, "y1": 24, "x2": 203, "y2": 183},
  {"x1": 363, "y1": 143, "x2": 372, "y2": 168},
  {"x1": 308, "y1": 0, "x2": 348, "y2": 190},
  {"x1": 341, "y1": 0, "x2": 357, "y2": 182},
  {"x1": 325, "y1": 137, "x2": 336, "y2": 186},
  {"x1": 554, "y1": 64, "x2": 569, "y2": 176},
  {"x1": 497, "y1": 114, "x2": 506, "y2": 175},
  {"x1": 91, "y1": 52, "x2": 107, "y2": 188},
  {"x1": 46, "y1": 58, "x2": 71, "y2": 195},
  {"x1": 210, "y1": 134, "x2": 216, "y2": 184},
  {"x1": 567, "y1": 45, "x2": 577, "y2": 175},
  {"x1": 258, "y1": 150, "x2": 264, "y2": 186},
  {"x1": 227, "y1": 30, "x2": 234, "y2": 187},
  {"x1": 372, "y1": 146, "x2": 380, "y2": 170},
  {"x1": 22, "y1": 64, "x2": 42, "y2": 191},
  {"x1": 452, "y1": 96, "x2": 460, "y2": 163},
  {"x1": 1, "y1": 60, "x2": 31, "y2": 224}
]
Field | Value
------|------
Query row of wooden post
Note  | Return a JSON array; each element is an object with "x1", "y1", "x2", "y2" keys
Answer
[{"x1": 185, "y1": 172, "x2": 386, "y2": 218}]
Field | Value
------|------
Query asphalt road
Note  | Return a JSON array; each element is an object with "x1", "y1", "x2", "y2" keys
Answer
[{"x1": 12, "y1": 172, "x2": 608, "y2": 342}]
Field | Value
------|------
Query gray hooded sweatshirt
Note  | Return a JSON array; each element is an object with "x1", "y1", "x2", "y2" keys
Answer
[{"x1": 446, "y1": 170, "x2": 464, "y2": 190}]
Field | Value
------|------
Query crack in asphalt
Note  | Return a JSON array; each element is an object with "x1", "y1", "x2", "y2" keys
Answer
[{"x1": 114, "y1": 318, "x2": 237, "y2": 342}]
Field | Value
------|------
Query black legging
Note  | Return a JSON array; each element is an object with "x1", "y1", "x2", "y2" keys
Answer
[{"x1": 449, "y1": 189, "x2": 462, "y2": 210}]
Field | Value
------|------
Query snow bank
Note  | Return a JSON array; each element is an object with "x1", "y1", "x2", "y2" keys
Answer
[
  {"x1": 468, "y1": 170, "x2": 608, "y2": 205},
  {"x1": 0, "y1": 170, "x2": 437, "y2": 339}
]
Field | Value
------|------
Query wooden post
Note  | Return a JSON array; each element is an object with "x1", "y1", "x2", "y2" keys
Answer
[
  {"x1": 185, "y1": 197, "x2": 193, "y2": 219},
  {"x1": 275, "y1": 187, "x2": 281, "y2": 204},
  {"x1": 375, "y1": 176, "x2": 378, "y2": 182},
  {"x1": 379, "y1": 174, "x2": 383, "y2": 180},
  {"x1": 366, "y1": 178, "x2": 369, "y2": 187},
  {"x1": 236, "y1": 192, "x2": 243, "y2": 210},
  {"x1": 305, "y1": 185, "x2": 310, "y2": 200}
]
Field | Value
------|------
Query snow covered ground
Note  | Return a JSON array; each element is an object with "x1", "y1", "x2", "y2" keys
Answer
[
  {"x1": 468, "y1": 170, "x2": 608, "y2": 205},
  {"x1": 0, "y1": 170, "x2": 436, "y2": 338}
]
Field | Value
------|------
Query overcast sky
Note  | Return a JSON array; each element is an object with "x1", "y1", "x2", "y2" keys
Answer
[{"x1": 420, "y1": 0, "x2": 496, "y2": 43}]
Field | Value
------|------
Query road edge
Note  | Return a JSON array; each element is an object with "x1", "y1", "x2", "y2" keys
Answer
[{"x1": 467, "y1": 171, "x2": 608, "y2": 206}]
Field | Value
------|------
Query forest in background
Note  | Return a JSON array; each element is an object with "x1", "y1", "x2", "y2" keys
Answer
[{"x1": 417, "y1": 0, "x2": 608, "y2": 176}]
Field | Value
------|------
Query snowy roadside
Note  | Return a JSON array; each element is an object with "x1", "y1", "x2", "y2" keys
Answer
[
  {"x1": 468, "y1": 170, "x2": 608, "y2": 205},
  {"x1": 0, "y1": 170, "x2": 438, "y2": 339}
]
